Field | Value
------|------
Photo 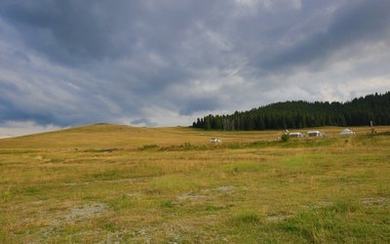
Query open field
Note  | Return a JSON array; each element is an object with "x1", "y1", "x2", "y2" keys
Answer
[{"x1": 0, "y1": 124, "x2": 389, "y2": 243}]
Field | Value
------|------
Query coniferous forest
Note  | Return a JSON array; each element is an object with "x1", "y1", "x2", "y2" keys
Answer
[{"x1": 192, "y1": 92, "x2": 390, "y2": 130}]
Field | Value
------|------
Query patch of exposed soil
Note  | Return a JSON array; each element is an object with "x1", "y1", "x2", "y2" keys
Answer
[
  {"x1": 361, "y1": 197, "x2": 388, "y2": 207},
  {"x1": 64, "y1": 203, "x2": 107, "y2": 222}
]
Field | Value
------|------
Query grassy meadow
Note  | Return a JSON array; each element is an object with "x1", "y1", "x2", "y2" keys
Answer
[{"x1": 0, "y1": 124, "x2": 389, "y2": 243}]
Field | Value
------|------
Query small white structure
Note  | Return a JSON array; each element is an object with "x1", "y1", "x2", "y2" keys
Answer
[
  {"x1": 307, "y1": 130, "x2": 322, "y2": 137},
  {"x1": 340, "y1": 128, "x2": 355, "y2": 136},
  {"x1": 289, "y1": 132, "x2": 304, "y2": 138},
  {"x1": 209, "y1": 137, "x2": 222, "y2": 144}
]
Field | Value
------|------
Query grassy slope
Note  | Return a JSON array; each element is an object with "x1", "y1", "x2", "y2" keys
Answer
[{"x1": 0, "y1": 124, "x2": 389, "y2": 243}]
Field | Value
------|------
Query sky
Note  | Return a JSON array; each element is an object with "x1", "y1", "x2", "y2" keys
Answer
[{"x1": 0, "y1": 0, "x2": 390, "y2": 136}]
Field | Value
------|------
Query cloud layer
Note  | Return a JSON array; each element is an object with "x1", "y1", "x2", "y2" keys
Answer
[{"x1": 0, "y1": 0, "x2": 389, "y2": 131}]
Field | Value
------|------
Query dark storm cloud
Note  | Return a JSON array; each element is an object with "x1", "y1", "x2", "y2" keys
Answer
[
  {"x1": 0, "y1": 0, "x2": 389, "y2": 131},
  {"x1": 0, "y1": 1, "x2": 141, "y2": 64},
  {"x1": 0, "y1": 0, "x2": 211, "y2": 66}
]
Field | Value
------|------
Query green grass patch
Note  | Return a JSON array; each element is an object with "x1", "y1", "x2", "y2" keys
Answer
[
  {"x1": 83, "y1": 148, "x2": 121, "y2": 153},
  {"x1": 139, "y1": 144, "x2": 159, "y2": 150},
  {"x1": 160, "y1": 200, "x2": 174, "y2": 208},
  {"x1": 0, "y1": 188, "x2": 12, "y2": 202},
  {"x1": 91, "y1": 170, "x2": 123, "y2": 181},
  {"x1": 109, "y1": 195, "x2": 135, "y2": 211},
  {"x1": 281, "y1": 155, "x2": 311, "y2": 168},
  {"x1": 279, "y1": 200, "x2": 387, "y2": 243},
  {"x1": 224, "y1": 161, "x2": 267, "y2": 174},
  {"x1": 205, "y1": 204, "x2": 225, "y2": 212},
  {"x1": 151, "y1": 175, "x2": 202, "y2": 193},
  {"x1": 102, "y1": 221, "x2": 120, "y2": 232},
  {"x1": 230, "y1": 211, "x2": 262, "y2": 226},
  {"x1": 279, "y1": 138, "x2": 335, "y2": 148},
  {"x1": 23, "y1": 186, "x2": 41, "y2": 196}
]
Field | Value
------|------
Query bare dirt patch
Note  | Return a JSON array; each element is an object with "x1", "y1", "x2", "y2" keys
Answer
[
  {"x1": 177, "y1": 186, "x2": 236, "y2": 203},
  {"x1": 361, "y1": 197, "x2": 389, "y2": 207},
  {"x1": 266, "y1": 214, "x2": 292, "y2": 222},
  {"x1": 64, "y1": 202, "x2": 108, "y2": 222},
  {"x1": 214, "y1": 186, "x2": 235, "y2": 194},
  {"x1": 177, "y1": 192, "x2": 208, "y2": 202},
  {"x1": 38, "y1": 202, "x2": 109, "y2": 240}
]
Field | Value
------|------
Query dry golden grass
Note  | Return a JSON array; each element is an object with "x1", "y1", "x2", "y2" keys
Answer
[{"x1": 0, "y1": 124, "x2": 389, "y2": 243}]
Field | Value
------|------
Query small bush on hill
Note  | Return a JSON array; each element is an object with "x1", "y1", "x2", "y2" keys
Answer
[{"x1": 281, "y1": 133, "x2": 290, "y2": 142}]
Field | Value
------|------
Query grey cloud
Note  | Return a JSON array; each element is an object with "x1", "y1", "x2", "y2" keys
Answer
[
  {"x1": 0, "y1": 120, "x2": 62, "y2": 138},
  {"x1": 131, "y1": 118, "x2": 157, "y2": 127},
  {"x1": 261, "y1": 0, "x2": 390, "y2": 71},
  {"x1": 0, "y1": 0, "x2": 213, "y2": 66},
  {"x1": 0, "y1": 0, "x2": 389, "y2": 130},
  {"x1": 1, "y1": 0, "x2": 141, "y2": 65},
  {"x1": 178, "y1": 96, "x2": 222, "y2": 116}
]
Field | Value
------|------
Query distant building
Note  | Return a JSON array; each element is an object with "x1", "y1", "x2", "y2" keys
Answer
[
  {"x1": 340, "y1": 128, "x2": 355, "y2": 136},
  {"x1": 307, "y1": 130, "x2": 322, "y2": 137},
  {"x1": 289, "y1": 132, "x2": 304, "y2": 138}
]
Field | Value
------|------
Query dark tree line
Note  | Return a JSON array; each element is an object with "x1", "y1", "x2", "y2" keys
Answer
[{"x1": 192, "y1": 92, "x2": 390, "y2": 130}]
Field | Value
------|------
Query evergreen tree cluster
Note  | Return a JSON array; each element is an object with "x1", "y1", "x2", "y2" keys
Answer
[{"x1": 192, "y1": 92, "x2": 390, "y2": 130}]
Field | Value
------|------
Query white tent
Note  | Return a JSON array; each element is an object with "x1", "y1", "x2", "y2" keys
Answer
[
  {"x1": 289, "y1": 132, "x2": 304, "y2": 138},
  {"x1": 209, "y1": 138, "x2": 222, "y2": 144},
  {"x1": 340, "y1": 128, "x2": 355, "y2": 136},
  {"x1": 307, "y1": 130, "x2": 322, "y2": 137}
]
